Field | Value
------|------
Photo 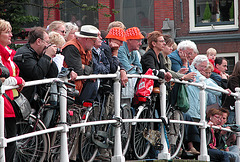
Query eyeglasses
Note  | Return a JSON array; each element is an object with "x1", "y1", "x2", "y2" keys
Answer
[
  {"x1": 41, "y1": 39, "x2": 50, "y2": 45},
  {"x1": 135, "y1": 39, "x2": 142, "y2": 43},
  {"x1": 213, "y1": 115, "x2": 221, "y2": 119},
  {"x1": 58, "y1": 30, "x2": 66, "y2": 34}
]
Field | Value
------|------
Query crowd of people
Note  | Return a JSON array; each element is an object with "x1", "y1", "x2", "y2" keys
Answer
[{"x1": 0, "y1": 18, "x2": 240, "y2": 161}]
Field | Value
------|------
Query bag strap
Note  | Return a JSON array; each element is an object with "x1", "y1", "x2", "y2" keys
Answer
[{"x1": 3, "y1": 93, "x2": 15, "y2": 107}]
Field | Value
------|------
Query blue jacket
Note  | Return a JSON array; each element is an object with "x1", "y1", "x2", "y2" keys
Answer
[
  {"x1": 168, "y1": 50, "x2": 191, "y2": 72},
  {"x1": 92, "y1": 47, "x2": 110, "y2": 74},
  {"x1": 186, "y1": 65, "x2": 223, "y2": 119},
  {"x1": 118, "y1": 42, "x2": 142, "y2": 74}
]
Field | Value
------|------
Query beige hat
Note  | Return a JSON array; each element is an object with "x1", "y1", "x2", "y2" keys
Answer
[{"x1": 75, "y1": 25, "x2": 99, "y2": 38}]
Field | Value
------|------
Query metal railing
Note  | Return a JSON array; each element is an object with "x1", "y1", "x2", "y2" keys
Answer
[{"x1": 0, "y1": 70, "x2": 239, "y2": 162}]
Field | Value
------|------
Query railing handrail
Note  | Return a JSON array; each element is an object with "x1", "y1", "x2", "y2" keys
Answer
[{"x1": 0, "y1": 72, "x2": 239, "y2": 162}]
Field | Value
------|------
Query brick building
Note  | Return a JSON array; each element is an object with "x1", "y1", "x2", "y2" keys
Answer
[{"x1": 16, "y1": 0, "x2": 239, "y2": 73}]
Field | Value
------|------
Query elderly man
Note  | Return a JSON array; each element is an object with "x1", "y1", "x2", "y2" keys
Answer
[
  {"x1": 168, "y1": 40, "x2": 198, "y2": 73},
  {"x1": 62, "y1": 25, "x2": 99, "y2": 104},
  {"x1": 118, "y1": 27, "x2": 143, "y2": 106},
  {"x1": 14, "y1": 27, "x2": 58, "y2": 110}
]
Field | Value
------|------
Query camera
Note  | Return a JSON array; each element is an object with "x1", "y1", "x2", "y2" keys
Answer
[{"x1": 56, "y1": 48, "x2": 61, "y2": 54}]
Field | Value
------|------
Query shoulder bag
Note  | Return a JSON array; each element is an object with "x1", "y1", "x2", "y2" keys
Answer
[{"x1": 4, "y1": 92, "x2": 31, "y2": 121}]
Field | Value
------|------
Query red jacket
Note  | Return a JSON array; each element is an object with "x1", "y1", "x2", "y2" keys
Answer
[
  {"x1": 0, "y1": 44, "x2": 23, "y2": 118},
  {"x1": 209, "y1": 59, "x2": 221, "y2": 75}
]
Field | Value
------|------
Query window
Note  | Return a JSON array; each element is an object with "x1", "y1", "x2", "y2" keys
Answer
[
  {"x1": 24, "y1": 0, "x2": 43, "y2": 27},
  {"x1": 216, "y1": 53, "x2": 238, "y2": 74},
  {"x1": 114, "y1": 0, "x2": 154, "y2": 33},
  {"x1": 60, "y1": 0, "x2": 99, "y2": 28},
  {"x1": 189, "y1": 0, "x2": 238, "y2": 33}
]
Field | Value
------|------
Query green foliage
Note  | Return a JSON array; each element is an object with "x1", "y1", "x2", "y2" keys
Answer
[
  {"x1": 0, "y1": 0, "x2": 119, "y2": 36},
  {"x1": 0, "y1": 0, "x2": 39, "y2": 35},
  {"x1": 203, "y1": 1, "x2": 211, "y2": 21}
]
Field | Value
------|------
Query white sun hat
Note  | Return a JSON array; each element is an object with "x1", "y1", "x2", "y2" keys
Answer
[{"x1": 75, "y1": 25, "x2": 99, "y2": 38}]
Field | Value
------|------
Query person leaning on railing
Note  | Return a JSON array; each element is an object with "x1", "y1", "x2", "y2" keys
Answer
[
  {"x1": 206, "y1": 108, "x2": 239, "y2": 162},
  {"x1": 0, "y1": 19, "x2": 25, "y2": 162}
]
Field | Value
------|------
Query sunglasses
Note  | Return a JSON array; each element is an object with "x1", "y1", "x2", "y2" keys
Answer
[{"x1": 58, "y1": 30, "x2": 66, "y2": 34}]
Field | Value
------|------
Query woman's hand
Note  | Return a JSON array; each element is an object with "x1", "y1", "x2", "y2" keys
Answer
[{"x1": 18, "y1": 78, "x2": 25, "y2": 92}]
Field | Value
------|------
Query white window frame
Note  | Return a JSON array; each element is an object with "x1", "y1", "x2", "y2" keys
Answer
[
  {"x1": 217, "y1": 53, "x2": 239, "y2": 64},
  {"x1": 189, "y1": 0, "x2": 238, "y2": 33}
]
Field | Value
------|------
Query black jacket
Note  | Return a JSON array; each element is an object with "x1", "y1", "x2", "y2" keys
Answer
[
  {"x1": 14, "y1": 44, "x2": 58, "y2": 102},
  {"x1": 141, "y1": 48, "x2": 167, "y2": 76}
]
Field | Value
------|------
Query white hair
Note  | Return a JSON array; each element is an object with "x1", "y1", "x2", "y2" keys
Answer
[
  {"x1": 64, "y1": 22, "x2": 79, "y2": 40},
  {"x1": 192, "y1": 55, "x2": 209, "y2": 67},
  {"x1": 177, "y1": 40, "x2": 198, "y2": 53}
]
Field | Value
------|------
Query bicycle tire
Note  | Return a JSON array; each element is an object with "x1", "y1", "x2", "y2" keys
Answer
[
  {"x1": 49, "y1": 108, "x2": 81, "y2": 162},
  {"x1": 79, "y1": 107, "x2": 98, "y2": 162},
  {"x1": 121, "y1": 104, "x2": 132, "y2": 156},
  {"x1": 167, "y1": 109, "x2": 184, "y2": 159},
  {"x1": 132, "y1": 104, "x2": 154, "y2": 159},
  {"x1": 14, "y1": 114, "x2": 50, "y2": 162}
]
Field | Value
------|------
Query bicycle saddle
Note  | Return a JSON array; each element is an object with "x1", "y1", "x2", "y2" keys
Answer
[{"x1": 153, "y1": 87, "x2": 160, "y2": 94}]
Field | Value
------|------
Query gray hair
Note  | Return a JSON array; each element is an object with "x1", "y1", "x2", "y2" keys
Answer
[
  {"x1": 177, "y1": 40, "x2": 198, "y2": 53},
  {"x1": 191, "y1": 55, "x2": 209, "y2": 67},
  {"x1": 64, "y1": 22, "x2": 79, "y2": 40}
]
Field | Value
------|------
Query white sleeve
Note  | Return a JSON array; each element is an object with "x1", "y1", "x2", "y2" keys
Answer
[
  {"x1": 53, "y1": 54, "x2": 65, "y2": 72},
  {"x1": 2, "y1": 77, "x2": 18, "y2": 86}
]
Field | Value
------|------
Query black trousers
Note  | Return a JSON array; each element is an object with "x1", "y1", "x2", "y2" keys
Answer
[{"x1": 5, "y1": 117, "x2": 16, "y2": 162}]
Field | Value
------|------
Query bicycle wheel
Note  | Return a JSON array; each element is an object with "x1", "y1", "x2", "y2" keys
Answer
[
  {"x1": 167, "y1": 109, "x2": 184, "y2": 159},
  {"x1": 50, "y1": 108, "x2": 81, "y2": 162},
  {"x1": 14, "y1": 114, "x2": 50, "y2": 162},
  {"x1": 79, "y1": 108, "x2": 98, "y2": 162},
  {"x1": 132, "y1": 105, "x2": 154, "y2": 159},
  {"x1": 121, "y1": 104, "x2": 132, "y2": 156}
]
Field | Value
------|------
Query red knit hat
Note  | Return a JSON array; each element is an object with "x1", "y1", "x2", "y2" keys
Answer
[
  {"x1": 105, "y1": 27, "x2": 126, "y2": 42},
  {"x1": 125, "y1": 27, "x2": 144, "y2": 40}
]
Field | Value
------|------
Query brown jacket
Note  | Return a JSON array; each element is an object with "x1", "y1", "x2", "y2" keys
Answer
[{"x1": 62, "y1": 38, "x2": 93, "y2": 94}]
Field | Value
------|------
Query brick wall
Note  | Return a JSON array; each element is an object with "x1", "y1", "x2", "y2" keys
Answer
[
  {"x1": 98, "y1": 0, "x2": 112, "y2": 31},
  {"x1": 154, "y1": 0, "x2": 174, "y2": 31},
  {"x1": 43, "y1": 0, "x2": 60, "y2": 28}
]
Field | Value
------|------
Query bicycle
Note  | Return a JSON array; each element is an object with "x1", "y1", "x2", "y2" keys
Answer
[
  {"x1": 78, "y1": 83, "x2": 132, "y2": 162},
  {"x1": 14, "y1": 79, "x2": 81, "y2": 162},
  {"x1": 131, "y1": 86, "x2": 185, "y2": 160}
]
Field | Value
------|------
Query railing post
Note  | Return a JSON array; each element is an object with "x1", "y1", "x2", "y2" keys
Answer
[
  {"x1": 59, "y1": 77, "x2": 69, "y2": 162},
  {"x1": 111, "y1": 69, "x2": 125, "y2": 162},
  {"x1": 235, "y1": 88, "x2": 240, "y2": 147},
  {"x1": 0, "y1": 87, "x2": 6, "y2": 162},
  {"x1": 198, "y1": 77, "x2": 210, "y2": 161},
  {"x1": 158, "y1": 79, "x2": 171, "y2": 160}
]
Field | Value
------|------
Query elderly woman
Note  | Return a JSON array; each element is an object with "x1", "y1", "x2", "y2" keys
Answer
[
  {"x1": 64, "y1": 22, "x2": 79, "y2": 42},
  {"x1": 186, "y1": 55, "x2": 226, "y2": 120},
  {"x1": 0, "y1": 19, "x2": 25, "y2": 161}
]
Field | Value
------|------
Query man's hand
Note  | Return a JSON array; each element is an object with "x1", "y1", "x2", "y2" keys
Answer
[
  {"x1": 120, "y1": 70, "x2": 128, "y2": 87},
  {"x1": 109, "y1": 41, "x2": 121, "y2": 57},
  {"x1": 45, "y1": 44, "x2": 57, "y2": 58},
  {"x1": 164, "y1": 72, "x2": 172, "y2": 82},
  {"x1": 221, "y1": 72, "x2": 229, "y2": 79},
  {"x1": 70, "y1": 71, "x2": 77, "y2": 81}
]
